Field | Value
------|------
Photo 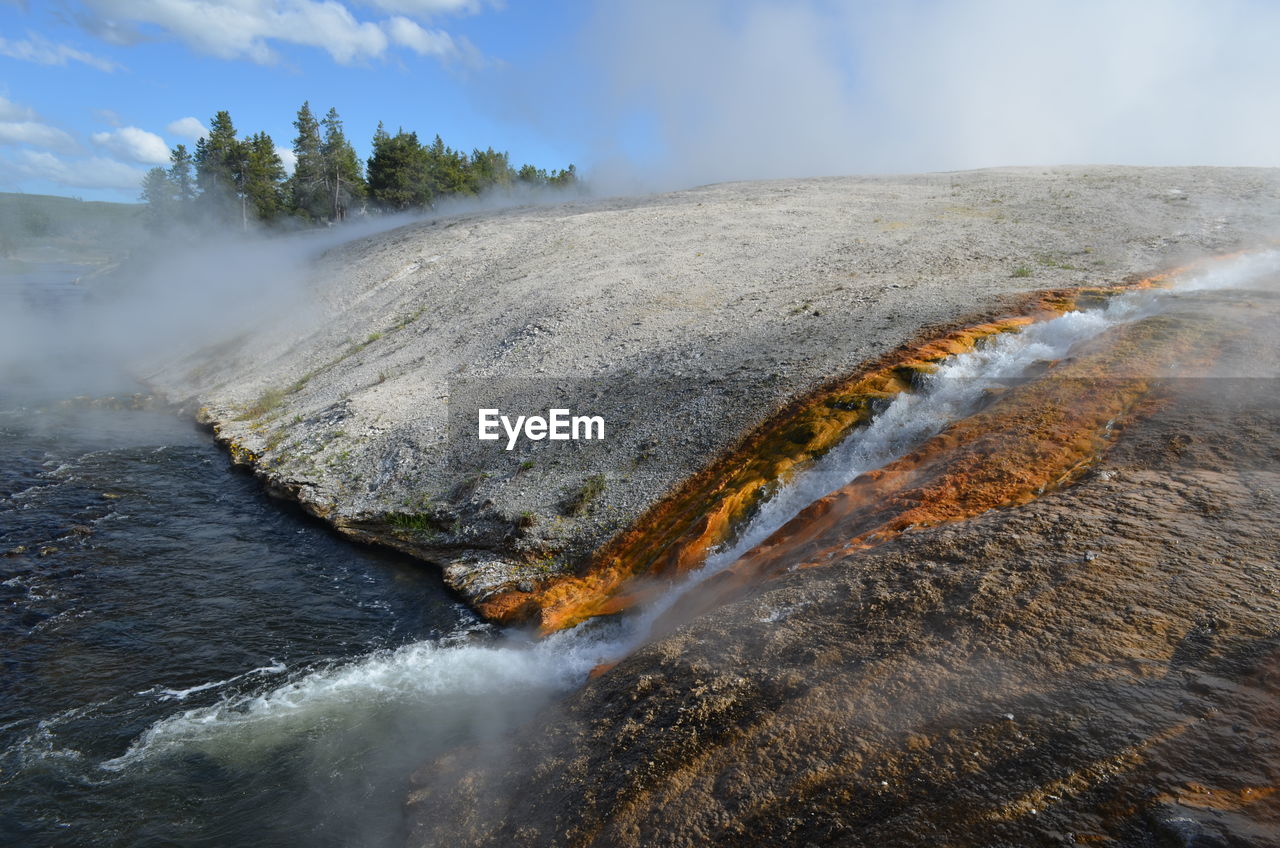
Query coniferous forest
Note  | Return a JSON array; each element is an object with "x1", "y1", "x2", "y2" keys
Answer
[{"x1": 139, "y1": 102, "x2": 578, "y2": 231}]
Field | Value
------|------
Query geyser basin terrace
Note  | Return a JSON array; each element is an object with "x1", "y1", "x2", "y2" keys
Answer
[
  {"x1": 125, "y1": 167, "x2": 1280, "y2": 848},
  {"x1": 153, "y1": 166, "x2": 1280, "y2": 622}
]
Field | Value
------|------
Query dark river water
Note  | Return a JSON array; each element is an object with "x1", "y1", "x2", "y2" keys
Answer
[
  {"x1": 0, "y1": 400, "x2": 492, "y2": 846},
  {"x1": 0, "y1": 263, "x2": 515, "y2": 847}
]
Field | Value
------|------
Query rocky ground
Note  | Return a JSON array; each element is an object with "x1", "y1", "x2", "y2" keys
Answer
[
  {"x1": 151, "y1": 166, "x2": 1280, "y2": 613},
  {"x1": 403, "y1": 285, "x2": 1280, "y2": 847}
]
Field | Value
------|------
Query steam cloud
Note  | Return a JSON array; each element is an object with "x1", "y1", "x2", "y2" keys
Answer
[
  {"x1": 0, "y1": 186, "x2": 588, "y2": 405},
  {"x1": 543, "y1": 0, "x2": 1280, "y2": 191}
]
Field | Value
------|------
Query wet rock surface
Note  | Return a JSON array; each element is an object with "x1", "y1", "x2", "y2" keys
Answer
[
  {"x1": 151, "y1": 166, "x2": 1280, "y2": 611},
  {"x1": 404, "y1": 289, "x2": 1280, "y2": 846}
]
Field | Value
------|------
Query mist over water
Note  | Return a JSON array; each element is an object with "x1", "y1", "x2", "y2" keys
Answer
[{"x1": 0, "y1": 185, "x2": 592, "y2": 406}]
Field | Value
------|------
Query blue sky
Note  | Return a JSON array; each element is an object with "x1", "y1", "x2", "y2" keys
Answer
[
  {"x1": 0, "y1": 0, "x2": 592, "y2": 201},
  {"x1": 2, "y1": 1, "x2": 1279, "y2": 203}
]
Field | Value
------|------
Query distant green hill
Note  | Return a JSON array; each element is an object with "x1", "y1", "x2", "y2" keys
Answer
[{"x1": 0, "y1": 191, "x2": 145, "y2": 268}]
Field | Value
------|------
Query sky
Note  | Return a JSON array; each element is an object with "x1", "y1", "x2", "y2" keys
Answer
[{"x1": 1, "y1": 0, "x2": 1279, "y2": 203}]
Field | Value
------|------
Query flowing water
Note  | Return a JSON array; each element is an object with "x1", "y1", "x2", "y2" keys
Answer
[
  {"x1": 3, "y1": 252, "x2": 1276, "y2": 847},
  {"x1": 0, "y1": 399, "x2": 501, "y2": 846}
]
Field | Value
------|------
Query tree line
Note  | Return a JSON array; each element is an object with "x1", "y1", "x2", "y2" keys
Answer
[{"x1": 140, "y1": 102, "x2": 578, "y2": 230}]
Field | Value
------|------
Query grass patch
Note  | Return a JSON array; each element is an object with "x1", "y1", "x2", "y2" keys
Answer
[
  {"x1": 1037, "y1": 254, "x2": 1080, "y2": 271},
  {"x1": 236, "y1": 387, "x2": 286, "y2": 420},
  {"x1": 564, "y1": 473, "x2": 606, "y2": 516},
  {"x1": 264, "y1": 428, "x2": 287, "y2": 452},
  {"x1": 385, "y1": 512, "x2": 442, "y2": 535},
  {"x1": 393, "y1": 307, "x2": 427, "y2": 330},
  {"x1": 452, "y1": 470, "x2": 490, "y2": 500},
  {"x1": 1010, "y1": 265, "x2": 1033, "y2": 278},
  {"x1": 345, "y1": 331, "x2": 385, "y2": 357}
]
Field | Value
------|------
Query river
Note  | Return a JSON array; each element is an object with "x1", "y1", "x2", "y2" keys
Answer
[{"x1": 0, "y1": 263, "x2": 493, "y2": 847}]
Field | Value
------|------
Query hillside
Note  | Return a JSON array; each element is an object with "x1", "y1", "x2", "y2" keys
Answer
[{"x1": 0, "y1": 191, "x2": 144, "y2": 267}]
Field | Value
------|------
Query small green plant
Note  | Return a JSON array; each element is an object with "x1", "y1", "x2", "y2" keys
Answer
[
  {"x1": 455, "y1": 470, "x2": 490, "y2": 497},
  {"x1": 236, "y1": 387, "x2": 286, "y2": 420},
  {"x1": 386, "y1": 512, "x2": 440, "y2": 535},
  {"x1": 1037, "y1": 254, "x2": 1079, "y2": 271},
  {"x1": 518, "y1": 459, "x2": 535, "y2": 472},
  {"x1": 529, "y1": 551, "x2": 557, "y2": 573},
  {"x1": 1010, "y1": 265, "x2": 1032, "y2": 278},
  {"x1": 393, "y1": 307, "x2": 426, "y2": 330},
  {"x1": 564, "y1": 473, "x2": 606, "y2": 516},
  {"x1": 346, "y1": 332, "x2": 383, "y2": 355},
  {"x1": 517, "y1": 511, "x2": 536, "y2": 529},
  {"x1": 265, "y1": 428, "x2": 287, "y2": 452}
]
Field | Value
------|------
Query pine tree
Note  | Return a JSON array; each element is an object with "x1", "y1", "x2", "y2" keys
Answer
[
  {"x1": 469, "y1": 147, "x2": 513, "y2": 192},
  {"x1": 243, "y1": 132, "x2": 286, "y2": 222},
  {"x1": 288, "y1": 101, "x2": 326, "y2": 221},
  {"x1": 168, "y1": 144, "x2": 196, "y2": 204},
  {"x1": 367, "y1": 122, "x2": 429, "y2": 210},
  {"x1": 140, "y1": 166, "x2": 179, "y2": 231},
  {"x1": 151, "y1": 99, "x2": 581, "y2": 229},
  {"x1": 194, "y1": 110, "x2": 244, "y2": 224},
  {"x1": 517, "y1": 163, "x2": 548, "y2": 186},
  {"x1": 320, "y1": 106, "x2": 365, "y2": 220},
  {"x1": 425, "y1": 134, "x2": 471, "y2": 197},
  {"x1": 549, "y1": 163, "x2": 578, "y2": 187}
]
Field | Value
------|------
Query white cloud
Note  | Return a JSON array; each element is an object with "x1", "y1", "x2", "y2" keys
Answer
[
  {"x1": 5, "y1": 149, "x2": 146, "y2": 190},
  {"x1": 0, "y1": 32, "x2": 119, "y2": 71},
  {"x1": 91, "y1": 126, "x2": 170, "y2": 165},
  {"x1": 0, "y1": 121, "x2": 78, "y2": 152},
  {"x1": 0, "y1": 96, "x2": 37, "y2": 122},
  {"x1": 276, "y1": 145, "x2": 297, "y2": 175},
  {"x1": 76, "y1": 0, "x2": 470, "y2": 65},
  {"x1": 384, "y1": 15, "x2": 455, "y2": 57},
  {"x1": 362, "y1": 0, "x2": 483, "y2": 17},
  {"x1": 166, "y1": 116, "x2": 208, "y2": 141}
]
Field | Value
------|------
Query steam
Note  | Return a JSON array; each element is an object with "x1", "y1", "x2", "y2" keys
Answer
[
  {"x1": 550, "y1": 0, "x2": 1280, "y2": 191},
  {"x1": 0, "y1": 186, "x2": 587, "y2": 406}
]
